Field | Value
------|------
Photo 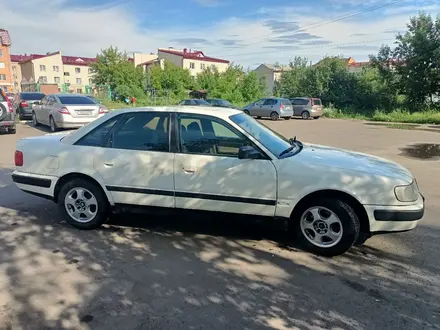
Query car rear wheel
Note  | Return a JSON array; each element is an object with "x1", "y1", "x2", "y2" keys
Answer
[
  {"x1": 0, "y1": 104, "x2": 7, "y2": 121},
  {"x1": 243, "y1": 110, "x2": 250, "y2": 115},
  {"x1": 58, "y1": 178, "x2": 108, "y2": 230},
  {"x1": 8, "y1": 127, "x2": 16, "y2": 134},
  {"x1": 50, "y1": 116, "x2": 58, "y2": 132},
  {"x1": 301, "y1": 111, "x2": 310, "y2": 120},
  {"x1": 291, "y1": 197, "x2": 360, "y2": 256},
  {"x1": 270, "y1": 112, "x2": 279, "y2": 121},
  {"x1": 313, "y1": 116, "x2": 320, "y2": 120}
]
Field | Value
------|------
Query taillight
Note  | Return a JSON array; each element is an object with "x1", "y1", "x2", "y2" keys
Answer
[
  {"x1": 15, "y1": 150, "x2": 23, "y2": 167},
  {"x1": 58, "y1": 107, "x2": 70, "y2": 114},
  {"x1": 98, "y1": 106, "x2": 106, "y2": 114},
  {"x1": 7, "y1": 99, "x2": 13, "y2": 112},
  {"x1": 311, "y1": 99, "x2": 314, "y2": 106},
  {"x1": 280, "y1": 103, "x2": 284, "y2": 110},
  {"x1": 20, "y1": 101, "x2": 28, "y2": 107}
]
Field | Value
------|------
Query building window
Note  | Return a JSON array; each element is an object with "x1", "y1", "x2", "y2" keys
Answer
[
  {"x1": 75, "y1": 67, "x2": 81, "y2": 74},
  {"x1": 76, "y1": 88, "x2": 82, "y2": 94},
  {"x1": 0, "y1": 62, "x2": 5, "y2": 69},
  {"x1": 53, "y1": 65, "x2": 60, "y2": 72},
  {"x1": 200, "y1": 63, "x2": 205, "y2": 70},
  {"x1": 40, "y1": 76, "x2": 48, "y2": 83},
  {"x1": 40, "y1": 65, "x2": 46, "y2": 71},
  {"x1": 88, "y1": 68, "x2": 93, "y2": 74},
  {"x1": 0, "y1": 74, "x2": 6, "y2": 81},
  {"x1": 12, "y1": 66, "x2": 16, "y2": 72},
  {"x1": 64, "y1": 72, "x2": 70, "y2": 76},
  {"x1": 189, "y1": 62, "x2": 195, "y2": 69},
  {"x1": 54, "y1": 77, "x2": 61, "y2": 83},
  {"x1": 76, "y1": 78, "x2": 82, "y2": 84}
]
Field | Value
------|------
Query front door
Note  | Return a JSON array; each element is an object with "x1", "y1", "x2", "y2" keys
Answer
[
  {"x1": 93, "y1": 111, "x2": 175, "y2": 208},
  {"x1": 174, "y1": 113, "x2": 277, "y2": 217},
  {"x1": 249, "y1": 99, "x2": 265, "y2": 117}
]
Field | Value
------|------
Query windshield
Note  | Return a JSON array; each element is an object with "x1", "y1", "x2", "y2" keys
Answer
[
  {"x1": 21, "y1": 93, "x2": 45, "y2": 101},
  {"x1": 58, "y1": 96, "x2": 96, "y2": 105},
  {"x1": 195, "y1": 99, "x2": 210, "y2": 105},
  {"x1": 230, "y1": 113, "x2": 296, "y2": 158},
  {"x1": 218, "y1": 100, "x2": 233, "y2": 106}
]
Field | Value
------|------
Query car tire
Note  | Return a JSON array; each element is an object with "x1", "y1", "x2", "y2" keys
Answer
[
  {"x1": 243, "y1": 110, "x2": 250, "y2": 115},
  {"x1": 8, "y1": 127, "x2": 16, "y2": 134},
  {"x1": 313, "y1": 116, "x2": 320, "y2": 120},
  {"x1": 354, "y1": 232, "x2": 370, "y2": 246},
  {"x1": 270, "y1": 112, "x2": 280, "y2": 121},
  {"x1": 0, "y1": 103, "x2": 7, "y2": 121},
  {"x1": 290, "y1": 197, "x2": 360, "y2": 256},
  {"x1": 50, "y1": 116, "x2": 58, "y2": 132},
  {"x1": 283, "y1": 117, "x2": 291, "y2": 120},
  {"x1": 58, "y1": 178, "x2": 109, "y2": 230},
  {"x1": 257, "y1": 116, "x2": 261, "y2": 119},
  {"x1": 301, "y1": 111, "x2": 310, "y2": 120},
  {"x1": 32, "y1": 112, "x2": 39, "y2": 126}
]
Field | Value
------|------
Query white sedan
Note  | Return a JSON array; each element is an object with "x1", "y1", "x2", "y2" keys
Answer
[{"x1": 12, "y1": 106, "x2": 425, "y2": 256}]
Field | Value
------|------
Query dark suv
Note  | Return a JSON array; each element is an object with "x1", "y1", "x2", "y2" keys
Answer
[{"x1": 0, "y1": 88, "x2": 16, "y2": 134}]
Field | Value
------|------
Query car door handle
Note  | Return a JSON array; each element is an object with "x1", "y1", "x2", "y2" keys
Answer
[
  {"x1": 104, "y1": 162, "x2": 114, "y2": 168},
  {"x1": 183, "y1": 167, "x2": 196, "y2": 173}
]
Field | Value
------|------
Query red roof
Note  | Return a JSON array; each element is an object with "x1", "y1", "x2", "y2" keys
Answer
[
  {"x1": 158, "y1": 48, "x2": 229, "y2": 64},
  {"x1": 11, "y1": 52, "x2": 97, "y2": 66}
]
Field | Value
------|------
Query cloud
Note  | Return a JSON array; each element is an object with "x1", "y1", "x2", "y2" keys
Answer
[
  {"x1": 269, "y1": 33, "x2": 322, "y2": 43},
  {"x1": 218, "y1": 39, "x2": 243, "y2": 46},
  {"x1": 261, "y1": 45, "x2": 298, "y2": 50},
  {"x1": 264, "y1": 20, "x2": 300, "y2": 33},
  {"x1": 170, "y1": 38, "x2": 211, "y2": 45},
  {"x1": 301, "y1": 40, "x2": 333, "y2": 46},
  {"x1": 350, "y1": 33, "x2": 368, "y2": 37},
  {"x1": 337, "y1": 45, "x2": 382, "y2": 51}
]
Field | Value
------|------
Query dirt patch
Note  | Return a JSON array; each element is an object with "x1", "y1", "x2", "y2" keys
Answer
[{"x1": 399, "y1": 143, "x2": 440, "y2": 160}]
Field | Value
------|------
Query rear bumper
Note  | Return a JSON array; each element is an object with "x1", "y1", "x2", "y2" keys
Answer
[
  {"x1": 0, "y1": 120, "x2": 15, "y2": 128},
  {"x1": 365, "y1": 194, "x2": 425, "y2": 233},
  {"x1": 310, "y1": 109, "x2": 323, "y2": 117},
  {"x1": 12, "y1": 171, "x2": 57, "y2": 199},
  {"x1": 280, "y1": 110, "x2": 294, "y2": 117}
]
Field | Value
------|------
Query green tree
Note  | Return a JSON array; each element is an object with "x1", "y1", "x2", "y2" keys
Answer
[
  {"x1": 90, "y1": 46, "x2": 146, "y2": 95},
  {"x1": 148, "y1": 60, "x2": 194, "y2": 98}
]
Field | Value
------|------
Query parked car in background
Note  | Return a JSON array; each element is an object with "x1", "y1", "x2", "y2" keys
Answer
[
  {"x1": 13, "y1": 92, "x2": 46, "y2": 120},
  {"x1": 32, "y1": 94, "x2": 108, "y2": 132},
  {"x1": 12, "y1": 106, "x2": 425, "y2": 256},
  {"x1": 206, "y1": 99, "x2": 239, "y2": 109},
  {"x1": 0, "y1": 88, "x2": 15, "y2": 134},
  {"x1": 242, "y1": 97, "x2": 293, "y2": 121},
  {"x1": 85, "y1": 95, "x2": 109, "y2": 113},
  {"x1": 290, "y1": 97, "x2": 323, "y2": 120},
  {"x1": 178, "y1": 99, "x2": 212, "y2": 106}
]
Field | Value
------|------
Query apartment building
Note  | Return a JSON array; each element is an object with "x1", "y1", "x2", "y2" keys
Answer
[
  {"x1": 254, "y1": 64, "x2": 291, "y2": 95},
  {"x1": 11, "y1": 51, "x2": 96, "y2": 93},
  {"x1": 157, "y1": 48, "x2": 229, "y2": 76},
  {"x1": 0, "y1": 29, "x2": 13, "y2": 92}
]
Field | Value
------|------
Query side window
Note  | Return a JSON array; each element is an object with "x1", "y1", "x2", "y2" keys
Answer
[
  {"x1": 182, "y1": 100, "x2": 192, "y2": 105},
  {"x1": 47, "y1": 96, "x2": 55, "y2": 105},
  {"x1": 40, "y1": 96, "x2": 48, "y2": 105},
  {"x1": 111, "y1": 112, "x2": 170, "y2": 152},
  {"x1": 178, "y1": 115, "x2": 249, "y2": 157},
  {"x1": 76, "y1": 117, "x2": 119, "y2": 147},
  {"x1": 254, "y1": 99, "x2": 265, "y2": 106},
  {"x1": 263, "y1": 99, "x2": 277, "y2": 106}
]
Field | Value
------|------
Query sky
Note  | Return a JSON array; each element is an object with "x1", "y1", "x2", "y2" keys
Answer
[{"x1": 2, "y1": 0, "x2": 439, "y2": 68}]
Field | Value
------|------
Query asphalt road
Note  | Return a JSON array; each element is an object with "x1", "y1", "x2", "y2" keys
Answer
[{"x1": 0, "y1": 119, "x2": 439, "y2": 330}]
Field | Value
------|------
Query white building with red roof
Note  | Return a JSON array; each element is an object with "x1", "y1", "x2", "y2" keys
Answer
[{"x1": 157, "y1": 47, "x2": 229, "y2": 76}]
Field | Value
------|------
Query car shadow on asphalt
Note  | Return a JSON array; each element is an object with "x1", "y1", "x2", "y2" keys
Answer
[{"x1": 0, "y1": 167, "x2": 439, "y2": 329}]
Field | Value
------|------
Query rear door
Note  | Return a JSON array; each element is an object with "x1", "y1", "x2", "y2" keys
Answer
[
  {"x1": 250, "y1": 98, "x2": 265, "y2": 116},
  {"x1": 312, "y1": 98, "x2": 323, "y2": 114},
  {"x1": 92, "y1": 111, "x2": 175, "y2": 208},
  {"x1": 37, "y1": 95, "x2": 51, "y2": 125}
]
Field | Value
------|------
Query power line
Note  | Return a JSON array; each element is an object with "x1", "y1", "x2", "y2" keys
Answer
[
  {"x1": 222, "y1": 0, "x2": 407, "y2": 52},
  {"x1": 222, "y1": 38, "x2": 395, "y2": 58}
]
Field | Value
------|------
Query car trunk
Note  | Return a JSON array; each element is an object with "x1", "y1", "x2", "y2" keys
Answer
[
  {"x1": 311, "y1": 99, "x2": 323, "y2": 111},
  {"x1": 65, "y1": 104, "x2": 100, "y2": 118}
]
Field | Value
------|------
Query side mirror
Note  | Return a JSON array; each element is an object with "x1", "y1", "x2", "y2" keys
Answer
[{"x1": 238, "y1": 146, "x2": 261, "y2": 160}]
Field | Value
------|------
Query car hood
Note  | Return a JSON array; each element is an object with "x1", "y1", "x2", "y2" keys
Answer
[{"x1": 296, "y1": 143, "x2": 413, "y2": 183}]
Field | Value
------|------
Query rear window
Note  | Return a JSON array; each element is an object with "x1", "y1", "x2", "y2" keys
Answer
[
  {"x1": 312, "y1": 98, "x2": 322, "y2": 106},
  {"x1": 280, "y1": 98, "x2": 292, "y2": 106},
  {"x1": 292, "y1": 99, "x2": 309, "y2": 106},
  {"x1": 58, "y1": 96, "x2": 96, "y2": 105},
  {"x1": 20, "y1": 93, "x2": 45, "y2": 101},
  {"x1": 194, "y1": 99, "x2": 210, "y2": 105}
]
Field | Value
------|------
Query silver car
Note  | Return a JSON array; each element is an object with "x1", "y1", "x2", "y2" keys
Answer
[
  {"x1": 32, "y1": 94, "x2": 108, "y2": 132},
  {"x1": 242, "y1": 98, "x2": 293, "y2": 121},
  {"x1": 290, "y1": 97, "x2": 324, "y2": 119}
]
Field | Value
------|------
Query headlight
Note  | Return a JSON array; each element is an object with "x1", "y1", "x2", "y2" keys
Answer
[{"x1": 394, "y1": 181, "x2": 418, "y2": 202}]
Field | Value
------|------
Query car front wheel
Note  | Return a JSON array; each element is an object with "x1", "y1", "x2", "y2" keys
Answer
[
  {"x1": 32, "y1": 112, "x2": 39, "y2": 126},
  {"x1": 291, "y1": 197, "x2": 360, "y2": 256},
  {"x1": 50, "y1": 116, "x2": 58, "y2": 132},
  {"x1": 58, "y1": 178, "x2": 109, "y2": 230},
  {"x1": 243, "y1": 110, "x2": 250, "y2": 115}
]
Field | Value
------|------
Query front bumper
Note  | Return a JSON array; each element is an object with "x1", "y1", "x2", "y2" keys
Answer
[{"x1": 365, "y1": 193, "x2": 425, "y2": 233}]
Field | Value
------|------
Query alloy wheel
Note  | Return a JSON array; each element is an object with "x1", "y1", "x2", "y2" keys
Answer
[
  {"x1": 64, "y1": 187, "x2": 98, "y2": 223},
  {"x1": 300, "y1": 206, "x2": 343, "y2": 248}
]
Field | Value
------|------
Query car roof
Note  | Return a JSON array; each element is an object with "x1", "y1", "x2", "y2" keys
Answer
[{"x1": 20, "y1": 92, "x2": 44, "y2": 94}]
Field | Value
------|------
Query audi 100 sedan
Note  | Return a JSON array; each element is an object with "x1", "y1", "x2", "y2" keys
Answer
[{"x1": 12, "y1": 106, "x2": 425, "y2": 256}]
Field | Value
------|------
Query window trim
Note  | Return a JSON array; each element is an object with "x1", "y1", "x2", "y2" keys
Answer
[
  {"x1": 74, "y1": 114, "x2": 124, "y2": 147},
  {"x1": 174, "y1": 112, "x2": 270, "y2": 159},
  {"x1": 103, "y1": 112, "x2": 172, "y2": 153}
]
